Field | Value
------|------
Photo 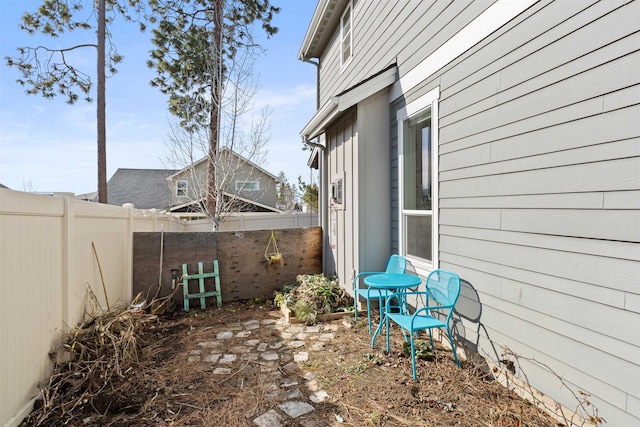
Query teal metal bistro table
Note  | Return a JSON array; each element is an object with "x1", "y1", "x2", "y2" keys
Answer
[{"x1": 364, "y1": 273, "x2": 422, "y2": 347}]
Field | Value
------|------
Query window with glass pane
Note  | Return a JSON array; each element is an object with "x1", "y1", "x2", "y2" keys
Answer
[
  {"x1": 236, "y1": 181, "x2": 260, "y2": 191},
  {"x1": 402, "y1": 110, "x2": 432, "y2": 262},
  {"x1": 176, "y1": 180, "x2": 187, "y2": 197},
  {"x1": 341, "y1": 5, "x2": 351, "y2": 65}
]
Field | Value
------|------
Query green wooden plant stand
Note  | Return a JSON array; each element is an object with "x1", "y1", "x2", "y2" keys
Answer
[{"x1": 182, "y1": 260, "x2": 222, "y2": 311}]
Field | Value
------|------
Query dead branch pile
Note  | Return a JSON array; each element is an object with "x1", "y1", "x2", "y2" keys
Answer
[{"x1": 21, "y1": 305, "x2": 158, "y2": 426}]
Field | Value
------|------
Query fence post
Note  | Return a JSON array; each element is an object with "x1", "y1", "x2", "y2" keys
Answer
[
  {"x1": 61, "y1": 195, "x2": 74, "y2": 328},
  {"x1": 124, "y1": 204, "x2": 134, "y2": 301}
]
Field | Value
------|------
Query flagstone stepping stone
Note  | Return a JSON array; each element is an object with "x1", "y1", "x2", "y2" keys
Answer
[
  {"x1": 219, "y1": 354, "x2": 237, "y2": 364},
  {"x1": 216, "y1": 331, "x2": 234, "y2": 339},
  {"x1": 282, "y1": 362, "x2": 298, "y2": 374},
  {"x1": 285, "y1": 387, "x2": 303, "y2": 399},
  {"x1": 277, "y1": 401, "x2": 315, "y2": 418},
  {"x1": 203, "y1": 353, "x2": 221, "y2": 363},
  {"x1": 318, "y1": 333, "x2": 335, "y2": 341},
  {"x1": 294, "y1": 352, "x2": 309, "y2": 362},
  {"x1": 260, "y1": 351, "x2": 279, "y2": 361},
  {"x1": 253, "y1": 409, "x2": 283, "y2": 427},
  {"x1": 310, "y1": 390, "x2": 329, "y2": 403}
]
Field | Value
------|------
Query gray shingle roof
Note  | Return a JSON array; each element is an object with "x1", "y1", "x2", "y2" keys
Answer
[{"x1": 107, "y1": 169, "x2": 178, "y2": 209}]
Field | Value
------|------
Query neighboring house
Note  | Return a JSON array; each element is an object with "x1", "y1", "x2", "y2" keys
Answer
[
  {"x1": 0, "y1": 183, "x2": 9, "y2": 190},
  {"x1": 166, "y1": 147, "x2": 281, "y2": 214},
  {"x1": 107, "y1": 169, "x2": 178, "y2": 209},
  {"x1": 75, "y1": 191, "x2": 98, "y2": 202},
  {"x1": 299, "y1": 1, "x2": 639, "y2": 425}
]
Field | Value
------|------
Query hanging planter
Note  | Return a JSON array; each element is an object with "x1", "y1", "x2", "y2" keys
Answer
[{"x1": 264, "y1": 230, "x2": 284, "y2": 267}]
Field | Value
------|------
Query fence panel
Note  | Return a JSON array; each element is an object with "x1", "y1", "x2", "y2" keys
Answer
[
  {"x1": 0, "y1": 189, "x2": 316, "y2": 426},
  {"x1": 0, "y1": 191, "x2": 158, "y2": 427},
  {"x1": 0, "y1": 190, "x2": 65, "y2": 427},
  {"x1": 184, "y1": 212, "x2": 318, "y2": 232}
]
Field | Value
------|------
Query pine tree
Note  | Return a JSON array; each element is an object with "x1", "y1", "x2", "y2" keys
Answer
[
  {"x1": 145, "y1": 0, "x2": 279, "y2": 216},
  {"x1": 5, "y1": 0, "x2": 144, "y2": 202}
]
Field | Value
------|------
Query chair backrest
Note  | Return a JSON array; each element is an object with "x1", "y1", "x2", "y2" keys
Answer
[
  {"x1": 425, "y1": 269, "x2": 461, "y2": 307},
  {"x1": 385, "y1": 254, "x2": 407, "y2": 274}
]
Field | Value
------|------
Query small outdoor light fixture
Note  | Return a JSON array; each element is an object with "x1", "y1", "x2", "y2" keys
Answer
[{"x1": 170, "y1": 269, "x2": 180, "y2": 290}]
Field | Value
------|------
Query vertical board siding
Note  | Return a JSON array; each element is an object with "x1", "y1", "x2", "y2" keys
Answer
[{"x1": 325, "y1": 110, "x2": 358, "y2": 285}]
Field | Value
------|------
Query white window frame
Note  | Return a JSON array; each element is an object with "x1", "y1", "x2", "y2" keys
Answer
[
  {"x1": 397, "y1": 86, "x2": 440, "y2": 274},
  {"x1": 340, "y1": 0, "x2": 353, "y2": 70},
  {"x1": 176, "y1": 180, "x2": 188, "y2": 197},
  {"x1": 236, "y1": 181, "x2": 260, "y2": 191}
]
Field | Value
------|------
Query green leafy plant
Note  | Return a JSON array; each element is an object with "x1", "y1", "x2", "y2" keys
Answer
[
  {"x1": 273, "y1": 274, "x2": 353, "y2": 324},
  {"x1": 403, "y1": 340, "x2": 435, "y2": 361}
]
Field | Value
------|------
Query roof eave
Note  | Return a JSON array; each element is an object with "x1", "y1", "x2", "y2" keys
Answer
[{"x1": 298, "y1": 0, "x2": 349, "y2": 61}]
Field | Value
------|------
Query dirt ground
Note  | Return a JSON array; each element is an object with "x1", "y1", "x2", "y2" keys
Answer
[{"x1": 21, "y1": 300, "x2": 563, "y2": 427}]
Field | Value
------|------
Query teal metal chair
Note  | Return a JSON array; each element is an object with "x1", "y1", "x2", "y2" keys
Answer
[
  {"x1": 384, "y1": 269, "x2": 461, "y2": 379},
  {"x1": 353, "y1": 254, "x2": 407, "y2": 333}
]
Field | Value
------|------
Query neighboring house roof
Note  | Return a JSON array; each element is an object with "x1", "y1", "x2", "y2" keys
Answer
[
  {"x1": 0, "y1": 183, "x2": 9, "y2": 189},
  {"x1": 75, "y1": 191, "x2": 98, "y2": 201},
  {"x1": 107, "y1": 169, "x2": 178, "y2": 209},
  {"x1": 166, "y1": 147, "x2": 280, "y2": 182},
  {"x1": 168, "y1": 192, "x2": 282, "y2": 214}
]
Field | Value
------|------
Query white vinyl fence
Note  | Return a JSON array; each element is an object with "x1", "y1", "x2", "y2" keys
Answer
[
  {"x1": 0, "y1": 189, "x2": 316, "y2": 427},
  {"x1": 185, "y1": 212, "x2": 318, "y2": 232}
]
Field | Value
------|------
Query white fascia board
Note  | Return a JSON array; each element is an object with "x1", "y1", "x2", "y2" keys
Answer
[
  {"x1": 298, "y1": 0, "x2": 332, "y2": 60},
  {"x1": 390, "y1": 0, "x2": 539, "y2": 101},
  {"x1": 337, "y1": 66, "x2": 397, "y2": 112},
  {"x1": 300, "y1": 66, "x2": 398, "y2": 140},
  {"x1": 300, "y1": 98, "x2": 339, "y2": 140}
]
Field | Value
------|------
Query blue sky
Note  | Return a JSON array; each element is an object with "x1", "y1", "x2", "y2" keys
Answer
[{"x1": 0, "y1": 1, "x2": 318, "y2": 195}]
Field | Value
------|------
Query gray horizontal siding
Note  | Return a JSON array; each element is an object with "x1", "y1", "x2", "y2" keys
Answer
[
  {"x1": 317, "y1": 0, "x2": 491, "y2": 106},
  {"x1": 389, "y1": 0, "x2": 639, "y2": 424}
]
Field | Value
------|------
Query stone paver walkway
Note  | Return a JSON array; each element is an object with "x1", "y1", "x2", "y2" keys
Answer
[{"x1": 188, "y1": 316, "x2": 349, "y2": 426}]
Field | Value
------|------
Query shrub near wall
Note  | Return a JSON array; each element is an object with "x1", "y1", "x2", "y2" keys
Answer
[{"x1": 132, "y1": 227, "x2": 322, "y2": 306}]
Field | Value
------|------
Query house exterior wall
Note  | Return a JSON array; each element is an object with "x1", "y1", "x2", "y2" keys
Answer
[
  {"x1": 168, "y1": 152, "x2": 278, "y2": 209},
  {"x1": 302, "y1": 0, "x2": 640, "y2": 424},
  {"x1": 322, "y1": 90, "x2": 392, "y2": 287},
  {"x1": 316, "y1": 0, "x2": 493, "y2": 107},
  {"x1": 398, "y1": 1, "x2": 640, "y2": 424},
  {"x1": 325, "y1": 109, "x2": 357, "y2": 284},
  {"x1": 356, "y1": 89, "x2": 391, "y2": 275}
]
